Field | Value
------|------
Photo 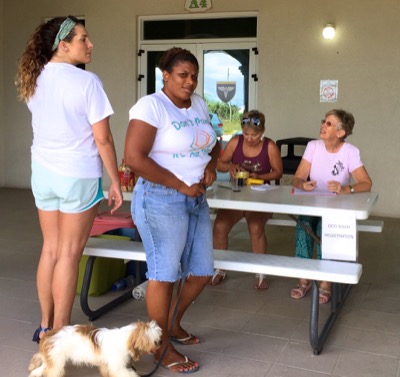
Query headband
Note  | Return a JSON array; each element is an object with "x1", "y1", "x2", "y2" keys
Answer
[{"x1": 51, "y1": 18, "x2": 77, "y2": 51}]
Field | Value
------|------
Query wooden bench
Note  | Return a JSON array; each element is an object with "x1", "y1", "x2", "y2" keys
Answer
[{"x1": 81, "y1": 236, "x2": 362, "y2": 354}]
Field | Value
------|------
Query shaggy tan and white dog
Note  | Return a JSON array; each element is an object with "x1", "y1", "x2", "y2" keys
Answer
[{"x1": 28, "y1": 320, "x2": 162, "y2": 377}]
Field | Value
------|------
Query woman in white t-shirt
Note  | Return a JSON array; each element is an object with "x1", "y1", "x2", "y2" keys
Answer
[
  {"x1": 16, "y1": 16, "x2": 122, "y2": 343},
  {"x1": 290, "y1": 109, "x2": 372, "y2": 304},
  {"x1": 125, "y1": 48, "x2": 219, "y2": 374}
]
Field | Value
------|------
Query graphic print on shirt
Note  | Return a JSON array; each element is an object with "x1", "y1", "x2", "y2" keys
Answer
[
  {"x1": 172, "y1": 116, "x2": 216, "y2": 159},
  {"x1": 242, "y1": 160, "x2": 262, "y2": 172},
  {"x1": 331, "y1": 160, "x2": 345, "y2": 176}
]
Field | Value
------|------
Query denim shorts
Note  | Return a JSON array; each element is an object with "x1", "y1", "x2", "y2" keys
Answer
[
  {"x1": 131, "y1": 178, "x2": 214, "y2": 282},
  {"x1": 31, "y1": 159, "x2": 104, "y2": 213}
]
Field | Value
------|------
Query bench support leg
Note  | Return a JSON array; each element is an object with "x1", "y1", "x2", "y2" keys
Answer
[
  {"x1": 309, "y1": 281, "x2": 351, "y2": 354},
  {"x1": 80, "y1": 256, "x2": 133, "y2": 321}
]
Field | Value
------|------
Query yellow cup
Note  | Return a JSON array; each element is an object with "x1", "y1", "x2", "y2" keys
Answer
[{"x1": 234, "y1": 171, "x2": 249, "y2": 186}]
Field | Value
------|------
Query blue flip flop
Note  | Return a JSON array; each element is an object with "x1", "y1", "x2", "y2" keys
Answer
[{"x1": 32, "y1": 325, "x2": 52, "y2": 343}]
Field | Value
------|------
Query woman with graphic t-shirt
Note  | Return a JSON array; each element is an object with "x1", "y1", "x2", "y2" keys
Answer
[
  {"x1": 290, "y1": 109, "x2": 372, "y2": 304},
  {"x1": 210, "y1": 110, "x2": 283, "y2": 290},
  {"x1": 124, "y1": 48, "x2": 219, "y2": 374}
]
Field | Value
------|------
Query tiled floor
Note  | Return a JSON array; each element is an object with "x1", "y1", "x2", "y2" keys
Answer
[{"x1": 1, "y1": 187, "x2": 400, "y2": 377}]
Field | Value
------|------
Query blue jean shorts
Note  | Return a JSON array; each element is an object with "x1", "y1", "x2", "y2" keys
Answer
[
  {"x1": 131, "y1": 178, "x2": 214, "y2": 282},
  {"x1": 31, "y1": 159, "x2": 104, "y2": 213}
]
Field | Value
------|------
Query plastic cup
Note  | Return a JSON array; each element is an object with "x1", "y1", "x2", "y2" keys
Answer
[{"x1": 231, "y1": 177, "x2": 241, "y2": 192}]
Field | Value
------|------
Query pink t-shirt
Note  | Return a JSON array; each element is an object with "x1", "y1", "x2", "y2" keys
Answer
[{"x1": 303, "y1": 140, "x2": 363, "y2": 191}]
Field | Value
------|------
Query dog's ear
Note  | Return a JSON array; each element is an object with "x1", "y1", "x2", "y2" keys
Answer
[{"x1": 127, "y1": 322, "x2": 158, "y2": 361}]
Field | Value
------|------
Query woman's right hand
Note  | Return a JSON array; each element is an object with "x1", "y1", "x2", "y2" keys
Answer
[
  {"x1": 302, "y1": 180, "x2": 317, "y2": 191},
  {"x1": 229, "y1": 163, "x2": 241, "y2": 179}
]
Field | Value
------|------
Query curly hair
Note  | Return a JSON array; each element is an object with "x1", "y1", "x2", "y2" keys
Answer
[
  {"x1": 158, "y1": 47, "x2": 199, "y2": 73},
  {"x1": 15, "y1": 16, "x2": 82, "y2": 101}
]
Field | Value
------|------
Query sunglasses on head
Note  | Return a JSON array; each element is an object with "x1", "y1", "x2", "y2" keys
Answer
[{"x1": 241, "y1": 117, "x2": 262, "y2": 127}]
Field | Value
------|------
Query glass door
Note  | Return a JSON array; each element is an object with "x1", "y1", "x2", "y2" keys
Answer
[
  {"x1": 200, "y1": 42, "x2": 256, "y2": 136},
  {"x1": 138, "y1": 42, "x2": 257, "y2": 136},
  {"x1": 138, "y1": 44, "x2": 198, "y2": 97}
]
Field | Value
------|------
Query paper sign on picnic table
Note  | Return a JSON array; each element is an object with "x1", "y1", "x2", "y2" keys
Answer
[{"x1": 321, "y1": 214, "x2": 358, "y2": 261}]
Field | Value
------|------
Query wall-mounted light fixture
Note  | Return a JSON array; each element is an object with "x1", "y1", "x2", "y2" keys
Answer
[{"x1": 322, "y1": 24, "x2": 336, "y2": 40}]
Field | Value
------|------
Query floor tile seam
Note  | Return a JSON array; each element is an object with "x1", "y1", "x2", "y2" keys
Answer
[
  {"x1": 201, "y1": 305, "x2": 309, "y2": 320},
  {"x1": 0, "y1": 276, "x2": 36, "y2": 282},
  {"x1": 335, "y1": 325, "x2": 400, "y2": 337},
  {"x1": 193, "y1": 348, "x2": 274, "y2": 365},
  {"x1": 0, "y1": 315, "x2": 33, "y2": 325},
  {"x1": 0, "y1": 294, "x2": 38, "y2": 303},
  {"x1": 363, "y1": 295, "x2": 400, "y2": 302},
  {"x1": 198, "y1": 303, "x2": 264, "y2": 314},
  {"x1": 336, "y1": 346, "x2": 400, "y2": 361},
  {"x1": 344, "y1": 307, "x2": 400, "y2": 319},
  {"x1": 273, "y1": 362, "x2": 332, "y2": 376},
  {"x1": 336, "y1": 323, "x2": 400, "y2": 336},
  {"x1": 0, "y1": 343, "x2": 35, "y2": 354},
  {"x1": 184, "y1": 324, "x2": 296, "y2": 342},
  {"x1": 254, "y1": 309, "x2": 310, "y2": 321}
]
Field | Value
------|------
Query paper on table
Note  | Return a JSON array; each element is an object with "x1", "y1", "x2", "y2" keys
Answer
[
  {"x1": 291, "y1": 188, "x2": 336, "y2": 196},
  {"x1": 250, "y1": 183, "x2": 278, "y2": 191}
]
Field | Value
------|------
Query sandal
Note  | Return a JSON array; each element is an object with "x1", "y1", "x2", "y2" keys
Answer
[
  {"x1": 318, "y1": 288, "x2": 331, "y2": 304},
  {"x1": 171, "y1": 333, "x2": 200, "y2": 345},
  {"x1": 291, "y1": 282, "x2": 312, "y2": 299},
  {"x1": 32, "y1": 325, "x2": 52, "y2": 343},
  {"x1": 254, "y1": 273, "x2": 268, "y2": 290},
  {"x1": 157, "y1": 355, "x2": 199, "y2": 374},
  {"x1": 209, "y1": 269, "x2": 226, "y2": 286}
]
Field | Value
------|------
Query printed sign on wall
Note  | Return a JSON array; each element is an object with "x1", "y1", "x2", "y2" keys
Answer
[
  {"x1": 320, "y1": 80, "x2": 338, "y2": 102},
  {"x1": 185, "y1": 0, "x2": 212, "y2": 12},
  {"x1": 321, "y1": 214, "x2": 358, "y2": 261}
]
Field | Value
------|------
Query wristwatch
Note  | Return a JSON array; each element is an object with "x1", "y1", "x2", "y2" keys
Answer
[{"x1": 349, "y1": 185, "x2": 355, "y2": 194}]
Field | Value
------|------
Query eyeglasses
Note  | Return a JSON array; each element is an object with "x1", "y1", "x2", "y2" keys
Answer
[
  {"x1": 242, "y1": 117, "x2": 262, "y2": 127},
  {"x1": 321, "y1": 119, "x2": 335, "y2": 127}
]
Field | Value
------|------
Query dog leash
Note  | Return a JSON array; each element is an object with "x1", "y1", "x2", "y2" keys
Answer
[
  {"x1": 139, "y1": 283, "x2": 185, "y2": 377},
  {"x1": 139, "y1": 245, "x2": 195, "y2": 377},
  {"x1": 288, "y1": 214, "x2": 321, "y2": 245},
  {"x1": 139, "y1": 194, "x2": 203, "y2": 377}
]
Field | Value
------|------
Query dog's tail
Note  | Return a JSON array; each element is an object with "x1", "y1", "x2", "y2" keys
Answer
[{"x1": 28, "y1": 352, "x2": 45, "y2": 377}]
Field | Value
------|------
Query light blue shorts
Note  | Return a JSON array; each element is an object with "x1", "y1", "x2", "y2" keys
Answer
[
  {"x1": 131, "y1": 178, "x2": 214, "y2": 282},
  {"x1": 31, "y1": 159, "x2": 104, "y2": 213}
]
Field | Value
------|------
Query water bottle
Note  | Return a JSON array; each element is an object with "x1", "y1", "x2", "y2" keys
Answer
[
  {"x1": 132, "y1": 280, "x2": 148, "y2": 300},
  {"x1": 111, "y1": 275, "x2": 135, "y2": 291}
]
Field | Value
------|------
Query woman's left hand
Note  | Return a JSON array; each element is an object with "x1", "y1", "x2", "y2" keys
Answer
[
  {"x1": 327, "y1": 180, "x2": 343, "y2": 195},
  {"x1": 202, "y1": 165, "x2": 217, "y2": 187},
  {"x1": 107, "y1": 181, "x2": 123, "y2": 213}
]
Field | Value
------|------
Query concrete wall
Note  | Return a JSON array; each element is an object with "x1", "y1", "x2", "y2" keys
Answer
[
  {"x1": 2, "y1": 0, "x2": 399, "y2": 217},
  {"x1": 0, "y1": 0, "x2": 4, "y2": 186}
]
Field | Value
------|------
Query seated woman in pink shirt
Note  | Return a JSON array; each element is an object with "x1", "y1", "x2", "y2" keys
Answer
[{"x1": 290, "y1": 109, "x2": 372, "y2": 304}]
